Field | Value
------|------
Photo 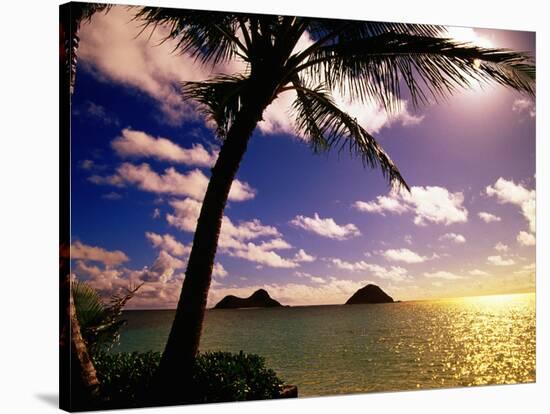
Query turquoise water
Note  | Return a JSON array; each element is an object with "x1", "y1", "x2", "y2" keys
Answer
[{"x1": 115, "y1": 293, "x2": 535, "y2": 396}]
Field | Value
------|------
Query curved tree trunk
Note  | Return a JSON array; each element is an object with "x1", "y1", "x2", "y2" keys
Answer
[
  {"x1": 60, "y1": 4, "x2": 101, "y2": 410},
  {"x1": 154, "y1": 79, "x2": 277, "y2": 402},
  {"x1": 70, "y1": 282, "x2": 102, "y2": 407}
]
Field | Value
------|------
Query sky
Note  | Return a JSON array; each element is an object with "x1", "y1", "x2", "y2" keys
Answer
[{"x1": 69, "y1": 5, "x2": 536, "y2": 308}]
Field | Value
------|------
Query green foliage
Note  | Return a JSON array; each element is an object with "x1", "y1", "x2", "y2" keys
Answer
[
  {"x1": 191, "y1": 351, "x2": 283, "y2": 402},
  {"x1": 92, "y1": 351, "x2": 284, "y2": 407},
  {"x1": 72, "y1": 281, "x2": 142, "y2": 354},
  {"x1": 93, "y1": 351, "x2": 161, "y2": 408}
]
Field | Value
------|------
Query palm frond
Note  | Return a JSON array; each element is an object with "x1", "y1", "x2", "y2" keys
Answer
[
  {"x1": 78, "y1": 3, "x2": 112, "y2": 22},
  {"x1": 294, "y1": 20, "x2": 446, "y2": 64},
  {"x1": 181, "y1": 74, "x2": 252, "y2": 137},
  {"x1": 290, "y1": 76, "x2": 408, "y2": 190},
  {"x1": 72, "y1": 280, "x2": 106, "y2": 329},
  {"x1": 297, "y1": 32, "x2": 535, "y2": 110},
  {"x1": 134, "y1": 7, "x2": 247, "y2": 64},
  {"x1": 72, "y1": 281, "x2": 143, "y2": 353},
  {"x1": 307, "y1": 19, "x2": 447, "y2": 41}
]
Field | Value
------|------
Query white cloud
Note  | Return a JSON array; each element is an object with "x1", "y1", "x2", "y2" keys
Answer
[
  {"x1": 494, "y1": 242, "x2": 508, "y2": 252},
  {"x1": 478, "y1": 211, "x2": 501, "y2": 223},
  {"x1": 71, "y1": 241, "x2": 129, "y2": 267},
  {"x1": 166, "y1": 197, "x2": 299, "y2": 268},
  {"x1": 112, "y1": 128, "x2": 218, "y2": 167},
  {"x1": 329, "y1": 91, "x2": 424, "y2": 134},
  {"x1": 143, "y1": 250, "x2": 185, "y2": 283},
  {"x1": 145, "y1": 232, "x2": 191, "y2": 257},
  {"x1": 514, "y1": 263, "x2": 536, "y2": 276},
  {"x1": 102, "y1": 191, "x2": 122, "y2": 200},
  {"x1": 517, "y1": 231, "x2": 536, "y2": 246},
  {"x1": 293, "y1": 249, "x2": 316, "y2": 263},
  {"x1": 259, "y1": 79, "x2": 424, "y2": 137},
  {"x1": 469, "y1": 269, "x2": 489, "y2": 276},
  {"x1": 487, "y1": 255, "x2": 516, "y2": 266},
  {"x1": 424, "y1": 271, "x2": 464, "y2": 280},
  {"x1": 353, "y1": 196, "x2": 407, "y2": 215},
  {"x1": 167, "y1": 198, "x2": 279, "y2": 249},
  {"x1": 486, "y1": 178, "x2": 535, "y2": 233},
  {"x1": 330, "y1": 258, "x2": 409, "y2": 281},
  {"x1": 355, "y1": 185, "x2": 468, "y2": 226},
  {"x1": 295, "y1": 272, "x2": 327, "y2": 284},
  {"x1": 257, "y1": 238, "x2": 292, "y2": 251},
  {"x1": 152, "y1": 208, "x2": 161, "y2": 219},
  {"x1": 383, "y1": 248, "x2": 427, "y2": 264},
  {"x1": 90, "y1": 163, "x2": 255, "y2": 202},
  {"x1": 78, "y1": 7, "x2": 244, "y2": 124},
  {"x1": 290, "y1": 213, "x2": 360, "y2": 240},
  {"x1": 229, "y1": 242, "x2": 298, "y2": 268},
  {"x1": 80, "y1": 11, "x2": 421, "y2": 135},
  {"x1": 73, "y1": 260, "x2": 129, "y2": 293},
  {"x1": 403, "y1": 186, "x2": 468, "y2": 226},
  {"x1": 78, "y1": 101, "x2": 120, "y2": 126},
  {"x1": 512, "y1": 98, "x2": 536, "y2": 118},
  {"x1": 212, "y1": 263, "x2": 228, "y2": 278},
  {"x1": 258, "y1": 32, "x2": 423, "y2": 136},
  {"x1": 440, "y1": 233, "x2": 466, "y2": 244}
]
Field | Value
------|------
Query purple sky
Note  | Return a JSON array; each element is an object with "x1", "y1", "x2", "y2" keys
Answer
[{"x1": 69, "y1": 6, "x2": 536, "y2": 308}]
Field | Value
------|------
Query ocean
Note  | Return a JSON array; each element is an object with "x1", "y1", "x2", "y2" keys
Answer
[{"x1": 114, "y1": 293, "x2": 535, "y2": 396}]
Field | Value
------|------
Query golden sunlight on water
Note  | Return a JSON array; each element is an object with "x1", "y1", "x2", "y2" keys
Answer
[
  {"x1": 421, "y1": 293, "x2": 536, "y2": 387},
  {"x1": 118, "y1": 293, "x2": 535, "y2": 396}
]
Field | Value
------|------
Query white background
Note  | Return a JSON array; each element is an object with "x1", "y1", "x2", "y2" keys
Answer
[{"x1": 0, "y1": 0, "x2": 547, "y2": 412}]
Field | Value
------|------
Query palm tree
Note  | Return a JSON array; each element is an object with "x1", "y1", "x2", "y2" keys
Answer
[
  {"x1": 59, "y1": 4, "x2": 112, "y2": 409},
  {"x1": 136, "y1": 8, "x2": 535, "y2": 398},
  {"x1": 60, "y1": 2, "x2": 111, "y2": 94},
  {"x1": 72, "y1": 280, "x2": 143, "y2": 355}
]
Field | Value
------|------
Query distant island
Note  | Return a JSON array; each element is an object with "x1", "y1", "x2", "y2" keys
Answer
[
  {"x1": 345, "y1": 284, "x2": 394, "y2": 304},
  {"x1": 214, "y1": 289, "x2": 283, "y2": 309}
]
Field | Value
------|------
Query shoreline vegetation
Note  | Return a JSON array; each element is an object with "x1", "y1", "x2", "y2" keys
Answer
[
  {"x1": 112, "y1": 292, "x2": 535, "y2": 399},
  {"x1": 60, "y1": 4, "x2": 535, "y2": 410},
  {"x1": 71, "y1": 281, "x2": 297, "y2": 410}
]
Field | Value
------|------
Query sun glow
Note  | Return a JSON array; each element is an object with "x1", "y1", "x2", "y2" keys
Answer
[{"x1": 446, "y1": 26, "x2": 494, "y2": 48}]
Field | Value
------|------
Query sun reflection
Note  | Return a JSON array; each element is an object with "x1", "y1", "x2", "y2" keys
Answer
[{"x1": 438, "y1": 293, "x2": 535, "y2": 386}]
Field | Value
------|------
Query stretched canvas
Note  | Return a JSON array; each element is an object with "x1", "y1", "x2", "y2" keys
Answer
[{"x1": 59, "y1": 1, "x2": 536, "y2": 411}]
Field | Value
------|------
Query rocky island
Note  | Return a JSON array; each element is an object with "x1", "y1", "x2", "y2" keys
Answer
[
  {"x1": 345, "y1": 284, "x2": 394, "y2": 304},
  {"x1": 214, "y1": 289, "x2": 283, "y2": 309}
]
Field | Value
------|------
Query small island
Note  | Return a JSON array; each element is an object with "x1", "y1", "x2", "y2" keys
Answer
[
  {"x1": 345, "y1": 284, "x2": 394, "y2": 304},
  {"x1": 214, "y1": 289, "x2": 283, "y2": 309}
]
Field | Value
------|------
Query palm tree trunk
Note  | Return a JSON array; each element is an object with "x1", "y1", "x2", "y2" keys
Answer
[
  {"x1": 60, "y1": 4, "x2": 102, "y2": 410},
  {"x1": 153, "y1": 81, "x2": 276, "y2": 401},
  {"x1": 60, "y1": 266, "x2": 101, "y2": 409},
  {"x1": 70, "y1": 283, "x2": 102, "y2": 406}
]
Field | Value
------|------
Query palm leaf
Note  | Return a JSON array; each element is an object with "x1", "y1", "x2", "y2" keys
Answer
[
  {"x1": 297, "y1": 32, "x2": 535, "y2": 110},
  {"x1": 72, "y1": 280, "x2": 107, "y2": 331},
  {"x1": 72, "y1": 280, "x2": 143, "y2": 353},
  {"x1": 307, "y1": 19, "x2": 447, "y2": 40},
  {"x1": 181, "y1": 74, "x2": 251, "y2": 137},
  {"x1": 134, "y1": 7, "x2": 247, "y2": 64},
  {"x1": 290, "y1": 76, "x2": 408, "y2": 189}
]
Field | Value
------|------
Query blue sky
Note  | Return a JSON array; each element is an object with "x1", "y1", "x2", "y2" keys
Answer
[{"x1": 70, "y1": 6, "x2": 535, "y2": 308}]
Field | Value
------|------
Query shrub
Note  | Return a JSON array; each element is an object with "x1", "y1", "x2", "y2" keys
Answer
[
  {"x1": 92, "y1": 350, "x2": 284, "y2": 407},
  {"x1": 191, "y1": 351, "x2": 283, "y2": 402},
  {"x1": 93, "y1": 351, "x2": 161, "y2": 407}
]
